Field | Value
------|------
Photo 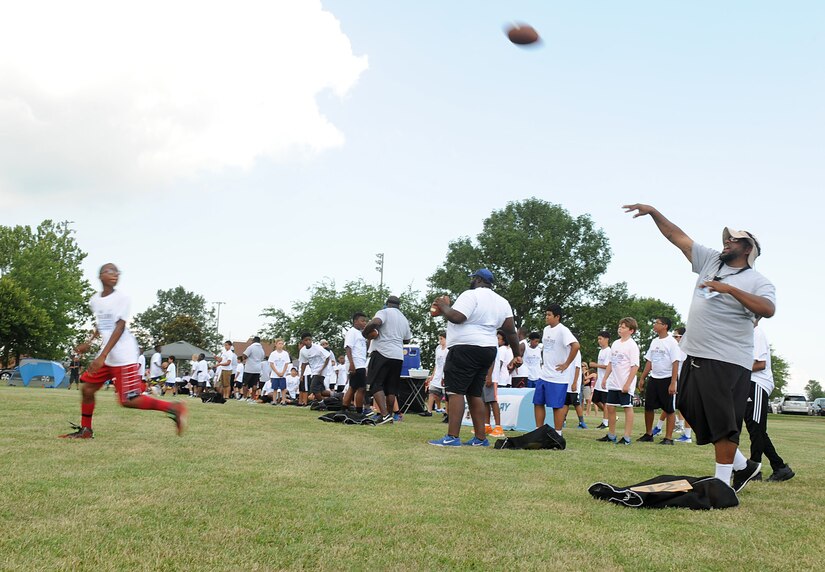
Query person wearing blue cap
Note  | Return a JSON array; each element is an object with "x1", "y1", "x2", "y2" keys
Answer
[{"x1": 428, "y1": 268, "x2": 522, "y2": 447}]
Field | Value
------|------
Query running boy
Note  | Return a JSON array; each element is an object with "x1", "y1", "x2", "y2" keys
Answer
[{"x1": 59, "y1": 263, "x2": 187, "y2": 439}]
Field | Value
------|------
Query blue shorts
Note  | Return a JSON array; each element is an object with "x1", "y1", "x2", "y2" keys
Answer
[
  {"x1": 526, "y1": 379, "x2": 537, "y2": 389},
  {"x1": 272, "y1": 378, "x2": 286, "y2": 391},
  {"x1": 533, "y1": 380, "x2": 566, "y2": 408}
]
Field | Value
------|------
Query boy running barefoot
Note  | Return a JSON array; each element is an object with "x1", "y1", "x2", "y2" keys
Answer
[
  {"x1": 597, "y1": 318, "x2": 640, "y2": 445},
  {"x1": 60, "y1": 263, "x2": 187, "y2": 439}
]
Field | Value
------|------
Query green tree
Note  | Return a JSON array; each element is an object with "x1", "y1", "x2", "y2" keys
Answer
[
  {"x1": 769, "y1": 349, "x2": 790, "y2": 398},
  {"x1": 0, "y1": 276, "x2": 53, "y2": 365},
  {"x1": 133, "y1": 287, "x2": 219, "y2": 351},
  {"x1": 804, "y1": 379, "x2": 824, "y2": 400},
  {"x1": 428, "y1": 199, "x2": 611, "y2": 328},
  {"x1": 0, "y1": 220, "x2": 93, "y2": 361}
]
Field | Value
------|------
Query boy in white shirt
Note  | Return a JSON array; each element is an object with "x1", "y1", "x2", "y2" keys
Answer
[
  {"x1": 534, "y1": 304, "x2": 580, "y2": 436},
  {"x1": 163, "y1": 356, "x2": 177, "y2": 396},
  {"x1": 589, "y1": 331, "x2": 612, "y2": 429},
  {"x1": 267, "y1": 339, "x2": 291, "y2": 405},
  {"x1": 343, "y1": 312, "x2": 369, "y2": 412},
  {"x1": 234, "y1": 355, "x2": 245, "y2": 400},
  {"x1": 638, "y1": 317, "x2": 681, "y2": 444},
  {"x1": 597, "y1": 318, "x2": 640, "y2": 445},
  {"x1": 562, "y1": 351, "x2": 587, "y2": 429},
  {"x1": 334, "y1": 354, "x2": 348, "y2": 393},
  {"x1": 523, "y1": 332, "x2": 542, "y2": 388},
  {"x1": 286, "y1": 367, "x2": 300, "y2": 401},
  {"x1": 486, "y1": 330, "x2": 513, "y2": 438},
  {"x1": 421, "y1": 332, "x2": 448, "y2": 417}
]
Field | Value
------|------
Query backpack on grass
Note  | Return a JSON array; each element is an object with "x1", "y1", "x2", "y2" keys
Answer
[
  {"x1": 588, "y1": 475, "x2": 739, "y2": 510},
  {"x1": 493, "y1": 424, "x2": 566, "y2": 450}
]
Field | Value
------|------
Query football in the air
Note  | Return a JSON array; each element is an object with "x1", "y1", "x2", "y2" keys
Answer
[{"x1": 506, "y1": 23, "x2": 540, "y2": 46}]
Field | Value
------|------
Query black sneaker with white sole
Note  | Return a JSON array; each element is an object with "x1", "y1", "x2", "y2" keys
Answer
[
  {"x1": 732, "y1": 459, "x2": 762, "y2": 493},
  {"x1": 376, "y1": 414, "x2": 394, "y2": 425}
]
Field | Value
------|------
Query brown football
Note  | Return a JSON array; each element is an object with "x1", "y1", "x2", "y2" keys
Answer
[
  {"x1": 506, "y1": 24, "x2": 540, "y2": 46},
  {"x1": 366, "y1": 329, "x2": 379, "y2": 340},
  {"x1": 430, "y1": 295, "x2": 451, "y2": 317}
]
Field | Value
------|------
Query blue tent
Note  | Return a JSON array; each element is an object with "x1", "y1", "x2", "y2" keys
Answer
[{"x1": 19, "y1": 359, "x2": 66, "y2": 388}]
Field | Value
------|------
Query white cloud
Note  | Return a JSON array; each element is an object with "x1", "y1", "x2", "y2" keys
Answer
[{"x1": 0, "y1": 0, "x2": 367, "y2": 197}]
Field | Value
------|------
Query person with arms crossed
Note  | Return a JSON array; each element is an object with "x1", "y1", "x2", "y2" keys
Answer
[
  {"x1": 59, "y1": 263, "x2": 187, "y2": 439},
  {"x1": 428, "y1": 269, "x2": 521, "y2": 447},
  {"x1": 625, "y1": 204, "x2": 775, "y2": 491}
]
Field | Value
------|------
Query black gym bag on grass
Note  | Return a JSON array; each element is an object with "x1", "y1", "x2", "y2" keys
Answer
[
  {"x1": 493, "y1": 424, "x2": 566, "y2": 450},
  {"x1": 588, "y1": 475, "x2": 739, "y2": 510}
]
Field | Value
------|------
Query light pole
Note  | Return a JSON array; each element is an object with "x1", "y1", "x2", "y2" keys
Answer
[
  {"x1": 375, "y1": 253, "x2": 384, "y2": 293},
  {"x1": 212, "y1": 301, "x2": 225, "y2": 340}
]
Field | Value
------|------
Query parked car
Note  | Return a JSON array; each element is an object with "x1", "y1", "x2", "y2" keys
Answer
[
  {"x1": 0, "y1": 366, "x2": 22, "y2": 385},
  {"x1": 770, "y1": 397, "x2": 782, "y2": 414},
  {"x1": 777, "y1": 393, "x2": 812, "y2": 415},
  {"x1": 812, "y1": 397, "x2": 825, "y2": 416}
]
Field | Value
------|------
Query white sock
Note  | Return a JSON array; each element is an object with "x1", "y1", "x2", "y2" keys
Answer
[
  {"x1": 557, "y1": 430, "x2": 563, "y2": 436},
  {"x1": 733, "y1": 449, "x2": 748, "y2": 471},
  {"x1": 684, "y1": 428, "x2": 692, "y2": 438},
  {"x1": 656, "y1": 419, "x2": 664, "y2": 430},
  {"x1": 715, "y1": 463, "x2": 734, "y2": 484}
]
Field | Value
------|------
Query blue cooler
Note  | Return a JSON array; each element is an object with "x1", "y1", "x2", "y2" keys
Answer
[{"x1": 401, "y1": 344, "x2": 421, "y2": 376}]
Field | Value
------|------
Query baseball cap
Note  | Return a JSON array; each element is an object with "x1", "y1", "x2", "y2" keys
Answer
[
  {"x1": 723, "y1": 227, "x2": 761, "y2": 268},
  {"x1": 469, "y1": 268, "x2": 494, "y2": 284}
]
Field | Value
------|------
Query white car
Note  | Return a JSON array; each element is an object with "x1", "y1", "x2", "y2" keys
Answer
[{"x1": 777, "y1": 393, "x2": 812, "y2": 415}]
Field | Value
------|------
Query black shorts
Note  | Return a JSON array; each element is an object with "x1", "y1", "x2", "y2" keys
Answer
[
  {"x1": 676, "y1": 356, "x2": 750, "y2": 447},
  {"x1": 349, "y1": 368, "x2": 367, "y2": 390},
  {"x1": 443, "y1": 345, "x2": 497, "y2": 398},
  {"x1": 243, "y1": 372, "x2": 260, "y2": 389},
  {"x1": 607, "y1": 389, "x2": 632, "y2": 408},
  {"x1": 367, "y1": 352, "x2": 402, "y2": 396},
  {"x1": 592, "y1": 389, "x2": 607, "y2": 404},
  {"x1": 644, "y1": 376, "x2": 676, "y2": 413},
  {"x1": 565, "y1": 391, "x2": 580, "y2": 406},
  {"x1": 234, "y1": 376, "x2": 243, "y2": 388},
  {"x1": 309, "y1": 375, "x2": 327, "y2": 394}
]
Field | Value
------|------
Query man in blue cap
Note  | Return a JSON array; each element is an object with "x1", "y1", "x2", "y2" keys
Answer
[{"x1": 428, "y1": 269, "x2": 522, "y2": 447}]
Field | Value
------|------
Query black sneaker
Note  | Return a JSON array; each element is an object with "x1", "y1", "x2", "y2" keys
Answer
[
  {"x1": 766, "y1": 464, "x2": 795, "y2": 482},
  {"x1": 638, "y1": 433, "x2": 654, "y2": 442},
  {"x1": 58, "y1": 423, "x2": 94, "y2": 439},
  {"x1": 658, "y1": 438, "x2": 674, "y2": 445},
  {"x1": 442, "y1": 415, "x2": 449, "y2": 424},
  {"x1": 418, "y1": 411, "x2": 433, "y2": 417},
  {"x1": 732, "y1": 459, "x2": 762, "y2": 492},
  {"x1": 596, "y1": 434, "x2": 616, "y2": 443},
  {"x1": 617, "y1": 436, "x2": 631, "y2": 445},
  {"x1": 376, "y1": 414, "x2": 394, "y2": 425}
]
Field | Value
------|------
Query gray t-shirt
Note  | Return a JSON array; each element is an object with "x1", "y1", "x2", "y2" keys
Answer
[
  {"x1": 370, "y1": 307, "x2": 412, "y2": 361},
  {"x1": 243, "y1": 342, "x2": 266, "y2": 375},
  {"x1": 681, "y1": 243, "x2": 776, "y2": 370}
]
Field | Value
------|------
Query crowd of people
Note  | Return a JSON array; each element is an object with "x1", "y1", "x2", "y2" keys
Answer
[{"x1": 59, "y1": 203, "x2": 794, "y2": 497}]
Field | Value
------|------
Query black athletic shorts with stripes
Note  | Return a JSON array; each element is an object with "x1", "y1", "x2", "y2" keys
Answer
[
  {"x1": 676, "y1": 356, "x2": 750, "y2": 446},
  {"x1": 644, "y1": 376, "x2": 676, "y2": 413}
]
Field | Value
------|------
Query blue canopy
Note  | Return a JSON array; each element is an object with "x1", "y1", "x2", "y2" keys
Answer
[{"x1": 19, "y1": 359, "x2": 66, "y2": 388}]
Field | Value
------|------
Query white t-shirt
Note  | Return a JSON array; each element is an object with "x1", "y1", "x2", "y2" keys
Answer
[
  {"x1": 344, "y1": 327, "x2": 368, "y2": 369},
  {"x1": 286, "y1": 374, "x2": 300, "y2": 398},
  {"x1": 218, "y1": 349, "x2": 235, "y2": 373},
  {"x1": 523, "y1": 344, "x2": 542, "y2": 381},
  {"x1": 90, "y1": 290, "x2": 140, "y2": 367},
  {"x1": 268, "y1": 350, "x2": 291, "y2": 378},
  {"x1": 512, "y1": 339, "x2": 528, "y2": 378},
  {"x1": 149, "y1": 352, "x2": 163, "y2": 378},
  {"x1": 235, "y1": 362, "x2": 245, "y2": 381},
  {"x1": 137, "y1": 354, "x2": 146, "y2": 378},
  {"x1": 197, "y1": 359, "x2": 209, "y2": 383},
  {"x1": 567, "y1": 351, "x2": 582, "y2": 392},
  {"x1": 540, "y1": 323, "x2": 578, "y2": 384},
  {"x1": 596, "y1": 346, "x2": 611, "y2": 390},
  {"x1": 335, "y1": 363, "x2": 348, "y2": 386},
  {"x1": 644, "y1": 335, "x2": 682, "y2": 379},
  {"x1": 752, "y1": 325, "x2": 774, "y2": 394},
  {"x1": 261, "y1": 379, "x2": 274, "y2": 396},
  {"x1": 299, "y1": 343, "x2": 331, "y2": 376},
  {"x1": 606, "y1": 338, "x2": 640, "y2": 392},
  {"x1": 430, "y1": 345, "x2": 448, "y2": 388},
  {"x1": 166, "y1": 362, "x2": 177, "y2": 383},
  {"x1": 493, "y1": 345, "x2": 514, "y2": 386},
  {"x1": 446, "y1": 288, "x2": 513, "y2": 348}
]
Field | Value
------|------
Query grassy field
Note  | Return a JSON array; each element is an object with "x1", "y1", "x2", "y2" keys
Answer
[{"x1": 1, "y1": 385, "x2": 822, "y2": 571}]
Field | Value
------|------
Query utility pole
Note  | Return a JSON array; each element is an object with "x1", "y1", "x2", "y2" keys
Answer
[
  {"x1": 375, "y1": 253, "x2": 385, "y2": 293},
  {"x1": 212, "y1": 301, "x2": 225, "y2": 341}
]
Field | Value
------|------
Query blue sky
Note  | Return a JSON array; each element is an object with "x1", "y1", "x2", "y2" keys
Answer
[{"x1": 1, "y1": 1, "x2": 822, "y2": 390}]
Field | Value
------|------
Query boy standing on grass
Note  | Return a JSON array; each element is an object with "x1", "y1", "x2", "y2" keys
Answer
[
  {"x1": 597, "y1": 318, "x2": 640, "y2": 445},
  {"x1": 589, "y1": 331, "x2": 612, "y2": 429},
  {"x1": 534, "y1": 304, "x2": 580, "y2": 437},
  {"x1": 421, "y1": 332, "x2": 448, "y2": 417},
  {"x1": 522, "y1": 332, "x2": 542, "y2": 389},
  {"x1": 59, "y1": 263, "x2": 187, "y2": 439},
  {"x1": 562, "y1": 350, "x2": 587, "y2": 429},
  {"x1": 637, "y1": 317, "x2": 681, "y2": 445},
  {"x1": 486, "y1": 330, "x2": 512, "y2": 438},
  {"x1": 163, "y1": 356, "x2": 177, "y2": 396},
  {"x1": 343, "y1": 312, "x2": 369, "y2": 413}
]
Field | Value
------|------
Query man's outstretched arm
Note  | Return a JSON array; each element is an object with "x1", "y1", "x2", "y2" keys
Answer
[{"x1": 623, "y1": 204, "x2": 694, "y2": 262}]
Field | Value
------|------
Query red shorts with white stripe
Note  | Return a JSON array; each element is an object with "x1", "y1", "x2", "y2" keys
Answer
[{"x1": 80, "y1": 363, "x2": 143, "y2": 403}]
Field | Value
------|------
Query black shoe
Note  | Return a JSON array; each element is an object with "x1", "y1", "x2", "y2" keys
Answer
[
  {"x1": 766, "y1": 464, "x2": 795, "y2": 482},
  {"x1": 376, "y1": 414, "x2": 394, "y2": 426},
  {"x1": 638, "y1": 433, "x2": 654, "y2": 442},
  {"x1": 442, "y1": 415, "x2": 449, "y2": 424},
  {"x1": 596, "y1": 434, "x2": 616, "y2": 443},
  {"x1": 732, "y1": 459, "x2": 762, "y2": 493},
  {"x1": 418, "y1": 411, "x2": 433, "y2": 417},
  {"x1": 658, "y1": 438, "x2": 674, "y2": 445}
]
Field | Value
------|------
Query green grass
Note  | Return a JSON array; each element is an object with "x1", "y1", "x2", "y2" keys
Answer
[{"x1": 1, "y1": 386, "x2": 822, "y2": 571}]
